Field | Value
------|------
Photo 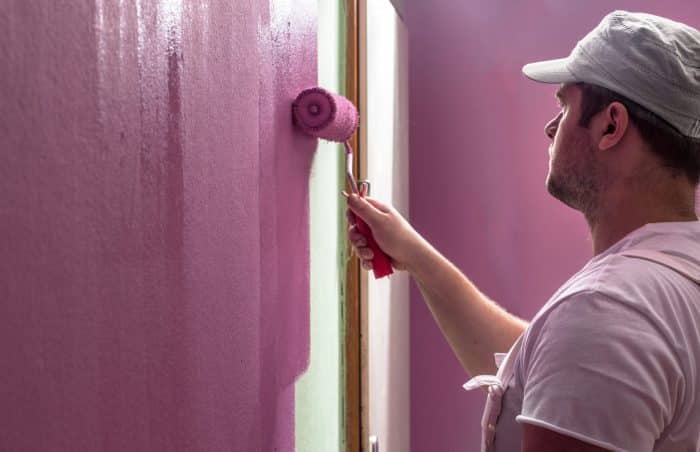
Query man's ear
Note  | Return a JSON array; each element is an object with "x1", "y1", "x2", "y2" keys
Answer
[{"x1": 598, "y1": 101, "x2": 629, "y2": 150}]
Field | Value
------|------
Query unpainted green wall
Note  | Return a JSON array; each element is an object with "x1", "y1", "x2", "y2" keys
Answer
[{"x1": 294, "y1": 0, "x2": 348, "y2": 451}]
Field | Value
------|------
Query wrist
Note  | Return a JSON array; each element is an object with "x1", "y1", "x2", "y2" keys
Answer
[{"x1": 404, "y1": 236, "x2": 440, "y2": 278}]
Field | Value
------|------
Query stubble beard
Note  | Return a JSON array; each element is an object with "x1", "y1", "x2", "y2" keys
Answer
[{"x1": 546, "y1": 140, "x2": 601, "y2": 221}]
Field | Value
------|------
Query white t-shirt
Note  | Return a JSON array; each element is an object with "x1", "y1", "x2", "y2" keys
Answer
[{"x1": 492, "y1": 221, "x2": 700, "y2": 452}]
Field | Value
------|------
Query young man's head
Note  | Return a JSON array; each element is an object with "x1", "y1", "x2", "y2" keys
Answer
[
  {"x1": 543, "y1": 81, "x2": 700, "y2": 216},
  {"x1": 522, "y1": 11, "x2": 700, "y2": 219}
]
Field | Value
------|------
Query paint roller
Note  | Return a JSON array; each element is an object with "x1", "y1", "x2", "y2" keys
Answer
[{"x1": 292, "y1": 87, "x2": 394, "y2": 279}]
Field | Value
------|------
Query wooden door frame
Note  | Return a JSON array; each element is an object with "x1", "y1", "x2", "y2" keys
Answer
[{"x1": 344, "y1": 0, "x2": 368, "y2": 451}]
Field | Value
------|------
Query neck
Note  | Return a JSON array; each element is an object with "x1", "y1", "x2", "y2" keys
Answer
[{"x1": 584, "y1": 179, "x2": 698, "y2": 256}]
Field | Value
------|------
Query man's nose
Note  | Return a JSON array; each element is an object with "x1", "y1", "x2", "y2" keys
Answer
[{"x1": 544, "y1": 114, "x2": 560, "y2": 139}]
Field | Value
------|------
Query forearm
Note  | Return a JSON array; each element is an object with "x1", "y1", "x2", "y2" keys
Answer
[{"x1": 407, "y1": 239, "x2": 528, "y2": 377}]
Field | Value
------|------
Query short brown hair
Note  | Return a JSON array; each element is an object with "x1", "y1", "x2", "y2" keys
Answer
[{"x1": 577, "y1": 82, "x2": 700, "y2": 185}]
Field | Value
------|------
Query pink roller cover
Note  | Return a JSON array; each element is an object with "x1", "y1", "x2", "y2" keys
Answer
[{"x1": 292, "y1": 87, "x2": 359, "y2": 141}]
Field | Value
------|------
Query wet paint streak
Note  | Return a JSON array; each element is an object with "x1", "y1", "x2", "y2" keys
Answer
[
  {"x1": 0, "y1": 0, "x2": 316, "y2": 451},
  {"x1": 257, "y1": 0, "x2": 317, "y2": 450}
]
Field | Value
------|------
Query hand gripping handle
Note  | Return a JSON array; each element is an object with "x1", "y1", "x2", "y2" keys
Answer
[
  {"x1": 353, "y1": 188, "x2": 393, "y2": 279},
  {"x1": 355, "y1": 215, "x2": 394, "y2": 278}
]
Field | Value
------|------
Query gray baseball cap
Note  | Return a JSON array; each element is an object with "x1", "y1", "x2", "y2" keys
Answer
[{"x1": 522, "y1": 11, "x2": 700, "y2": 138}]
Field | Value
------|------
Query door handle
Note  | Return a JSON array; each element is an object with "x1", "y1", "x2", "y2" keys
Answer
[{"x1": 369, "y1": 435, "x2": 379, "y2": 452}]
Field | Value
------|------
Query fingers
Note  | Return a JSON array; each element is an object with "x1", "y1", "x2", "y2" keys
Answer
[
  {"x1": 357, "y1": 247, "x2": 374, "y2": 261},
  {"x1": 343, "y1": 190, "x2": 391, "y2": 213},
  {"x1": 363, "y1": 196, "x2": 392, "y2": 213},
  {"x1": 349, "y1": 246, "x2": 374, "y2": 270},
  {"x1": 348, "y1": 225, "x2": 366, "y2": 247},
  {"x1": 345, "y1": 208, "x2": 357, "y2": 226},
  {"x1": 349, "y1": 228, "x2": 373, "y2": 259},
  {"x1": 345, "y1": 193, "x2": 385, "y2": 228},
  {"x1": 348, "y1": 223, "x2": 373, "y2": 269},
  {"x1": 344, "y1": 192, "x2": 384, "y2": 273}
]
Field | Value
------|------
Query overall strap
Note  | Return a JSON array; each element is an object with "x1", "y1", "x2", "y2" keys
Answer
[{"x1": 620, "y1": 250, "x2": 700, "y2": 284}]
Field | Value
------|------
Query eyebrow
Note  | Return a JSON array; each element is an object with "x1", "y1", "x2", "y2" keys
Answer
[{"x1": 555, "y1": 89, "x2": 565, "y2": 105}]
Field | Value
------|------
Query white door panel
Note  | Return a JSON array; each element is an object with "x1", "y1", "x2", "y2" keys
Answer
[{"x1": 364, "y1": 1, "x2": 410, "y2": 451}]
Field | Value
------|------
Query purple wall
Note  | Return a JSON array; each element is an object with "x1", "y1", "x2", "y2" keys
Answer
[
  {"x1": 404, "y1": 2, "x2": 700, "y2": 451},
  {"x1": 0, "y1": 1, "x2": 316, "y2": 451}
]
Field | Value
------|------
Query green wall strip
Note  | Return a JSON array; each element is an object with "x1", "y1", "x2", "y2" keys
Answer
[{"x1": 294, "y1": 0, "x2": 347, "y2": 451}]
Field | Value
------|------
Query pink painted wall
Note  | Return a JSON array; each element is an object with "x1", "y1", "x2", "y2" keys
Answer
[
  {"x1": 0, "y1": 1, "x2": 316, "y2": 451},
  {"x1": 403, "y1": 2, "x2": 700, "y2": 451}
]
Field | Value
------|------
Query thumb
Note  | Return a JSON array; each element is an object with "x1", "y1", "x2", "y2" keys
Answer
[
  {"x1": 347, "y1": 193, "x2": 384, "y2": 227},
  {"x1": 363, "y1": 196, "x2": 391, "y2": 213}
]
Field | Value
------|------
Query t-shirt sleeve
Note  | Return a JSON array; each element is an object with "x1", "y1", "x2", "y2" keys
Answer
[{"x1": 516, "y1": 290, "x2": 681, "y2": 452}]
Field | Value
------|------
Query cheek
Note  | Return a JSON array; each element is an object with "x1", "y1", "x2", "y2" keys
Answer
[
  {"x1": 549, "y1": 129, "x2": 565, "y2": 160},
  {"x1": 549, "y1": 132, "x2": 574, "y2": 172},
  {"x1": 549, "y1": 112, "x2": 574, "y2": 159}
]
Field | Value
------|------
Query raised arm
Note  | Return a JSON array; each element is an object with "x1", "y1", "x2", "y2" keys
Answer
[{"x1": 345, "y1": 193, "x2": 527, "y2": 377}]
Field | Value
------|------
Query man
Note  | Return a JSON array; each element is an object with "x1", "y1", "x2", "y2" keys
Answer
[{"x1": 345, "y1": 11, "x2": 700, "y2": 452}]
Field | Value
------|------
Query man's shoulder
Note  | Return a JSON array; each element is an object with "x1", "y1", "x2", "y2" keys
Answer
[
  {"x1": 522, "y1": 251, "x2": 700, "y2": 368},
  {"x1": 558, "y1": 251, "x2": 693, "y2": 304},
  {"x1": 523, "y1": 256, "x2": 681, "y2": 356},
  {"x1": 518, "y1": 286, "x2": 675, "y2": 379}
]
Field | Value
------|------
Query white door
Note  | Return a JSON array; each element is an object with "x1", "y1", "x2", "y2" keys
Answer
[{"x1": 362, "y1": 1, "x2": 411, "y2": 451}]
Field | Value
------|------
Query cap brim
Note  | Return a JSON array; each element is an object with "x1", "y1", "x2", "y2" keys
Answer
[{"x1": 522, "y1": 58, "x2": 577, "y2": 84}]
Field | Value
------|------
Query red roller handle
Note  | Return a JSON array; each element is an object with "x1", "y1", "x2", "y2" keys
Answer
[
  {"x1": 353, "y1": 191, "x2": 394, "y2": 279},
  {"x1": 355, "y1": 215, "x2": 393, "y2": 278}
]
